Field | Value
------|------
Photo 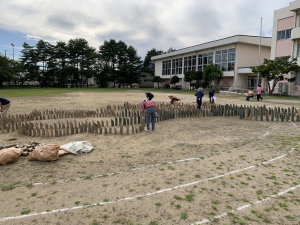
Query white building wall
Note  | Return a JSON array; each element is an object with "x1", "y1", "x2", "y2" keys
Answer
[{"x1": 153, "y1": 35, "x2": 271, "y2": 90}]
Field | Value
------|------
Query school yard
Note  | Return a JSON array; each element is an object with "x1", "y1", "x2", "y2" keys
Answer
[{"x1": 0, "y1": 88, "x2": 300, "y2": 225}]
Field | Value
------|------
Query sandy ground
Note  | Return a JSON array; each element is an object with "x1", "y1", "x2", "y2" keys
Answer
[{"x1": 0, "y1": 90, "x2": 300, "y2": 225}]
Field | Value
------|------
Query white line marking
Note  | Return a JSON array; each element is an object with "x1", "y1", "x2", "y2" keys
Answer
[
  {"x1": 262, "y1": 131, "x2": 269, "y2": 137},
  {"x1": 192, "y1": 183, "x2": 300, "y2": 224},
  {"x1": 291, "y1": 122, "x2": 299, "y2": 128},
  {"x1": 0, "y1": 144, "x2": 296, "y2": 223},
  {"x1": 30, "y1": 130, "x2": 271, "y2": 187}
]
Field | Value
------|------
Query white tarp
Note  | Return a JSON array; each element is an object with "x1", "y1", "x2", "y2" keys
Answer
[{"x1": 60, "y1": 141, "x2": 94, "y2": 154}]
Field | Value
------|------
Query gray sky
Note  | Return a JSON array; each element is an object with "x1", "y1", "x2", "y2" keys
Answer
[{"x1": 0, "y1": 0, "x2": 292, "y2": 59}]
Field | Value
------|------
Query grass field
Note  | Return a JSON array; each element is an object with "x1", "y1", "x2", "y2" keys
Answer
[{"x1": 0, "y1": 89, "x2": 300, "y2": 224}]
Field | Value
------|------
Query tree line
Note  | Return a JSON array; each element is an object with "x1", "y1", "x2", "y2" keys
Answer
[{"x1": 0, "y1": 38, "x2": 165, "y2": 88}]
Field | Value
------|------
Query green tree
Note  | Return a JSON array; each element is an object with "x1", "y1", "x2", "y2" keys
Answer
[
  {"x1": 193, "y1": 70, "x2": 203, "y2": 83},
  {"x1": 143, "y1": 48, "x2": 163, "y2": 76},
  {"x1": 170, "y1": 75, "x2": 179, "y2": 85},
  {"x1": 164, "y1": 47, "x2": 176, "y2": 53},
  {"x1": 12, "y1": 60, "x2": 27, "y2": 86},
  {"x1": 152, "y1": 76, "x2": 164, "y2": 88},
  {"x1": 20, "y1": 42, "x2": 40, "y2": 85},
  {"x1": 121, "y1": 45, "x2": 143, "y2": 87},
  {"x1": 99, "y1": 39, "x2": 120, "y2": 87},
  {"x1": 250, "y1": 56, "x2": 299, "y2": 95},
  {"x1": 52, "y1": 41, "x2": 69, "y2": 87},
  {"x1": 184, "y1": 71, "x2": 194, "y2": 87},
  {"x1": 0, "y1": 55, "x2": 13, "y2": 86},
  {"x1": 203, "y1": 64, "x2": 223, "y2": 91}
]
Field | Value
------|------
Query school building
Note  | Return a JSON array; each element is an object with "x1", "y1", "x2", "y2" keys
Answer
[
  {"x1": 271, "y1": 0, "x2": 300, "y2": 96},
  {"x1": 151, "y1": 35, "x2": 271, "y2": 91}
]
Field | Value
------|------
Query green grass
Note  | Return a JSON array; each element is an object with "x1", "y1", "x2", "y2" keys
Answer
[
  {"x1": 0, "y1": 87, "x2": 198, "y2": 98},
  {"x1": 21, "y1": 209, "x2": 31, "y2": 215}
]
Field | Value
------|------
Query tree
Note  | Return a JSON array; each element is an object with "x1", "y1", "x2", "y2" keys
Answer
[
  {"x1": 152, "y1": 76, "x2": 164, "y2": 88},
  {"x1": 170, "y1": 75, "x2": 179, "y2": 85},
  {"x1": 250, "y1": 56, "x2": 299, "y2": 95},
  {"x1": 0, "y1": 55, "x2": 13, "y2": 86},
  {"x1": 184, "y1": 71, "x2": 194, "y2": 87},
  {"x1": 99, "y1": 39, "x2": 120, "y2": 87},
  {"x1": 203, "y1": 64, "x2": 223, "y2": 91},
  {"x1": 165, "y1": 47, "x2": 176, "y2": 53},
  {"x1": 193, "y1": 70, "x2": 203, "y2": 83},
  {"x1": 121, "y1": 45, "x2": 143, "y2": 87},
  {"x1": 143, "y1": 48, "x2": 163, "y2": 76},
  {"x1": 52, "y1": 41, "x2": 69, "y2": 87}
]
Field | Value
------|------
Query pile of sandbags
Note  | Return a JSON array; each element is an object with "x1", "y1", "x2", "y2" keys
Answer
[
  {"x1": 243, "y1": 91, "x2": 255, "y2": 97},
  {"x1": 0, "y1": 141, "x2": 46, "y2": 156},
  {"x1": 0, "y1": 141, "x2": 94, "y2": 165}
]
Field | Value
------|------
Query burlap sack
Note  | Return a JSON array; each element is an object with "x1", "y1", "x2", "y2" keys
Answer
[
  {"x1": 28, "y1": 144, "x2": 60, "y2": 162},
  {"x1": 0, "y1": 147, "x2": 23, "y2": 165},
  {"x1": 248, "y1": 91, "x2": 255, "y2": 96},
  {"x1": 58, "y1": 149, "x2": 69, "y2": 156}
]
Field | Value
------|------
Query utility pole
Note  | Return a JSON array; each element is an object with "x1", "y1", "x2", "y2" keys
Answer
[
  {"x1": 2, "y1": 50, "x2": 8, "y2": 57},
  {"x1": 11, "y1": 43, "x2": 14, "y2": 60},
  {"x1": 257, "y1": 18, "x2": 262, "y2": 91}
]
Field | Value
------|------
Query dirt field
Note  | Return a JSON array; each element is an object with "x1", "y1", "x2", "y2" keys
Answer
[{"x1": 1, "y1": 90, "x2": 300, "y2": 225}]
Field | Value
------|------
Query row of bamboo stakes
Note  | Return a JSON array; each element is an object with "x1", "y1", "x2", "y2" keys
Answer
[{"x1": 0, "y1": 102, "x2": 299, "y2": 136}]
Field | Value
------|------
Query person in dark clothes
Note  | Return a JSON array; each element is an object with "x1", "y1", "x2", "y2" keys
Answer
[
  {"x1": 0, "y1": 97, "x2": 11, "y2": 118},
  {"x1": 209, "y1": 89, "x2": 215, "y2": 104},
  {"x1": 145, "y1": 92, "x2": 154, "y2": 100},
  {"x1": 195, "y1": 88, "x2": 204, "y2": 110}
]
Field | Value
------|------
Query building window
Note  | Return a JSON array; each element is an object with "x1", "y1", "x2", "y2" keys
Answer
[
  {"x1": 215, "y1": 51, "x2": 221, "y2": 70},
  {"x1": 172, "y1": 58, "x2": 182, "y2": 75},
  {"x1": 222, "y1": 50, "x2": 228, "y2": 71},
  {"x1": 143, "y1": 79, "x2": 152, "y2": 82},
  {"x1": 298, "y1": 44, "x2": 300, "y2": 57},
  {"x1": 162, "y1": 60, "x2": 171, "y2": 75},
  {"x1": 208, "y1": 52, "x2": 214, "y2": 65},
  {"x1": 184, "y1": 55, "x2": 196, "y2": 73},
  {"x1": 198, "y1": 54, "x2": 203, "y2": 71},
  {"x1": 296, "y1": 72, "x2": 300, "y2": 86},
  {"x1": 192, "y1": 55, "x2": 196, "y2": 71},
  {"x1": 277, "y1": 29, "x2": 292, "y2": 41},
  {"x1": 228, "y1": 48, "x2": 235, "y2": 71},
  {"x1": 203, "y1": 53, "x2": 207, "y2": 69}
]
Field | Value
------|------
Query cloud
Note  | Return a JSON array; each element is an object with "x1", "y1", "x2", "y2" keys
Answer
[
  {"x1": 0, "y1": 0, "x2": 293, "y2": 58},
  {"x1": 1, "y1": 45, "x2": 23, "y2": 50}
]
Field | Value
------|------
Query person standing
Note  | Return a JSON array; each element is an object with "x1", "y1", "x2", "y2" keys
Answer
[
  {"x1": 0, "y1": 97, "x2": 11, "y2": 118},
  {"x1": 145, "y1": 92, "x2": 154, "y2": 100},
  {"x1": 209, "y1": 89, "x2": 215, "y2": 104},
  {"x1": 195, "y1": 88, "x2": 204, "y2": 110},
  {"x1": 257, "y1": 84, "x2": 263, "y2": 101},
  {"x1": 142, "y1": 99, "x2": 157, "y2": 131}
]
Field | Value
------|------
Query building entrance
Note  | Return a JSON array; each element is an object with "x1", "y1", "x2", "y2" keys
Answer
[{"x1": 247, "y1": 76, "x2": 261, "y2": 90}]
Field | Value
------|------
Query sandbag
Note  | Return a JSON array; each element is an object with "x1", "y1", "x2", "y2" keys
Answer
[
  {"x1": 58, "y1": 149, "x2": 69, "y2": 156},
  {"x1": 244, "y1": 91, "x2": 255, "y2": 97},
  {"x1": 248, "y1": 91, "x2": 255, "y2": 96},
  {"x1": 0, "y1": 147, "x2": 23, "y2": 165},
  {"x1": 60, "y1": 141, "x2": 94, "y2": 154},
  {"x1": 28, "y1": 144, "x2": 60, "y2": 162}
]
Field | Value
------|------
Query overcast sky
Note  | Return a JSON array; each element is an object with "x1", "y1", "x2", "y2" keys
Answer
[{"x1": 0, "y1": 0, "x2": 292, "y2": 60}]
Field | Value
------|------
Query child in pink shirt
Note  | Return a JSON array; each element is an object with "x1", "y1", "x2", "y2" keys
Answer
[{"x1": 257, "y1": 84, "x2": 263, "y2": 101}]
